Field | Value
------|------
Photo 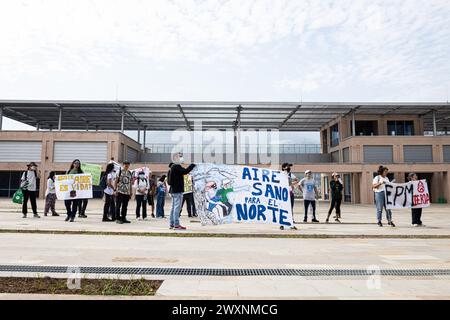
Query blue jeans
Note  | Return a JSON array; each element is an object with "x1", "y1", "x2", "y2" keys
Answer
[
  {"x1": 375, "y1": 191, "x2": 392, "y2": 222},
  {"x1": 156, "y1": 192, "x2": 165, "y2": 217},
  {"x1": 169, "y1": 193, "x2": 183, "y2": 227}
]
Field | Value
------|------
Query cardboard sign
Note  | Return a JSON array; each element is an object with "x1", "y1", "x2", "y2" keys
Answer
[
  {"x1": 80, "y1": 162, "x2": 102, "y2": 186},
  {"x1": 191, "y1": 163, "x2": 293, "y2": 227},
  {"x1": 55, "y1": 174, "x2": 93, "y2": 200}
]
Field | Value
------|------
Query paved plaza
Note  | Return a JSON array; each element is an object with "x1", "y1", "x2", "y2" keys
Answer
[{"x1": 0, "y1": 198, "x2": 449, "y2": 299}]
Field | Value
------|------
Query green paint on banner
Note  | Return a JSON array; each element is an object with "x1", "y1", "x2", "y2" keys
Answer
[{"x1": 81, "y1": 163, "x2": 102, "y2": 186}]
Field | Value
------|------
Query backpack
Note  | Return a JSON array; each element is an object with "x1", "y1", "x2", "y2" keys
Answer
[{"x1": 99, "y1": 173, "x2": 107, "y2": 190}]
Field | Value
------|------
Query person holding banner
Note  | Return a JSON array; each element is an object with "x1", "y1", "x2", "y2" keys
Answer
[
  {"x1": 114, "y1": 160, "x2": 133, "y2": 224},
  {"x1": 102, "y1": 163, "x2": 116, "y2": 222},
  {"x1": 167, "y1": 153, "x2": 196, "y2": 230},
  {"x1": 44, "y1": 171, "x2": 59, "y2": 217},
  {"x1": 64, "y1": 159, "x2": 83, "y2": 222},
  {"x1": 372, "y1": 165, "x2": 395, "y2": 227},
  {"x1": 20, "y1": 162, "x2": 41, "y2": 219},
  {"x1": 134, "y1": 170, "x2": 149, "y2": 221},
  {"x1": 408, "y1": 173, "x2": 425, "y2": 227},
  {"x1": 280, "y1": 163, "x2": 298, "y2": 230}
]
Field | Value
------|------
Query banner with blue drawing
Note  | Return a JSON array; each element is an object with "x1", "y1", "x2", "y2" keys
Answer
[{"x1": 191, "y1": 163, "x2": 293, "y2": 227}]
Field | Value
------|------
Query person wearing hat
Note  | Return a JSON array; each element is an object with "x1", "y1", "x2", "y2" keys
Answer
[
  {"x1": 20, "y1": 162, "x2": 40, "y2": 218},
  {"x1": 326, "y1": 172, "x2": 343, "y2": 223},
  {"x1": 408, "y1": 173, "x2": 425, "y2": 227},
  {"x1": 299, "y1": 170, "x2": 319, "y2": 223},
  {"x1": 280, "y1": 163, "x2": 298, "y2": 230},
  {"x1": 114, "y1": 160, "x2": 133, "y2": 224}
]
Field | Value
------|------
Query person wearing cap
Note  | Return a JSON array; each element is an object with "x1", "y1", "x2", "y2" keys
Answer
[
  {"x1": 133, "y1": 170, "x2": 149, "y2": 221},
  {"x1": 408, "y1": 173, "x2": 425, "y2": 227},
  {"x1": 20, "y1": 162, "x2": 40, "y2": 218},
  {"x1": 326, "y1": 172, "x2": 343, "y2": 223},
  {"x1": 167, "y1": 153, "x2": 196, "y2": 230},
  {"x1": 280, "y1": 163, "x2": 298, "y2": 230},
  {"x1": 114, "y1": 160, "x2": 133, "y2": 224},
  {"x1": 299, "y1": 170, "x2": 319, "y2": 223}
]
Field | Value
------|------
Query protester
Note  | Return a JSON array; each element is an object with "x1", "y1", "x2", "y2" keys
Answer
[
  {"x1": 148, "y1": 175, "x2": 157, "y2": 218},
  {"x1": 280, "y1": 163, "x2": 298, "y2": 230},
  {"x1": 20, "y1": 162, "x2": 40, "y2": 218},
  {"x1": 115, "y1": 160, "x2": 132, "y2": 224},
  {"x1": 156, "y1": 175, "x2": 167, "y2": 218},
  {"x1": 299, "y1": 170, "x2": 319, "y2": 223},
  {"x1": 44, "y1": 171, "x2": 59, "y2": 217},
  {"x1": 180, "y1": 174, "x2": 196, "y2": 218},
  {"x1": 372, "y1": 165, "x2": 395, "y2": 227},
  {"x1": 326, "y1": 172, "x2": 343, "y2": 223},
  {"x1": 167, "y1": 153, "x2": 196, "y2": 230},
  {"x1": 408, "y1": 172, "x2": 425, "y2": 227},
  {"x1": 134, "y1": 170, "x2": 149, "y2": 220},
  {"x1": 102, "y1": 163, "x2": 116, "y2": 222},
  {"x1": 65, "y1": 159, "x2": 83, "y2": 222}
]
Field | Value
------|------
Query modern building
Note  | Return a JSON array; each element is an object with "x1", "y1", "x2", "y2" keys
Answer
[{"x1": 1, "y1": 100, "x2": 450, "y2": 204}]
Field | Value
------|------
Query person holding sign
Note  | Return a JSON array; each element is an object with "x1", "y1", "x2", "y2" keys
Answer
[
  {"x1": 280, "y1": 163, "x2": 298, "y2": 230},
  {"x1": 134, "y1": 170, "x2": 149, "y2": 221},
  {"x1": 372, "y1": 165, "x2": 395, "y2": 227},
  {"x1": 408, "y1": 173, "x2": 425, "y2": 227},
  {"x1": 64, "y1": 159, "x2": 83, "y2": 222},
  {"x1": 115, "y1": 160, "x2": 133, "y2": 224}
]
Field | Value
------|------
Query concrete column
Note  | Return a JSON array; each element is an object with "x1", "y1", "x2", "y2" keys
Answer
[
  {"x1": 137, "y1": 127, "x2": 141, "y2": 144},
  {"x1": 86, "y1": 122, "x2": 89, "y2": 131},
  {"x1": 143, "y1": 126, "x2": 147, "y2": 151},
  {"x1": 0, "y1": 106, "x2": 3, "y2": 130},
  {"x1": 36, "y1": 122, "x2": 40, "y2": 131},
  {"x1": 433, "y1": 110, "x2": 437, "y2": 136},
  {"x1": 58, "y1": 107, "x2": 62, "y2": 131},
  {"x1": 121, "y1": 109, "x2": 125, "y2": 133},
  {"x1": 352, "y1": 111, "x2": 356, "y2": 136}
]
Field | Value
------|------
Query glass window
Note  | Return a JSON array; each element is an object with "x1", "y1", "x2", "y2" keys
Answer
[
  {"x1": 330, "y1": 123, "x2": 339, "y2": 147},
  {"x1": 387, "y1": 121, "x2": 414, "y2": 136}
]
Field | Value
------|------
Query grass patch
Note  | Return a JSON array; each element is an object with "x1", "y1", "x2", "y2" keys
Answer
[{"x1": 0, "y1": 276, "x2": 163, "y2": 296}]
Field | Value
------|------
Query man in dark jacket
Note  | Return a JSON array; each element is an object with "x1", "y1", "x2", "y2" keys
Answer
[
  {"x1": 326, "y1": 172, "x2": 343, "y2": 223},
  {"x1": 168, "y1": 153, "x2": 195, "y2": 230}
]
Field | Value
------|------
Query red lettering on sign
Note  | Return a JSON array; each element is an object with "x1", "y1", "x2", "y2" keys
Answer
[{"x1": 417, "y1": 181, "x2": 425, "y2": 193}]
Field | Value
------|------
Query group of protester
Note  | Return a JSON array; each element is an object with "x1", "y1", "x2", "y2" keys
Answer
[{"x1": 19, "y1": 158, "x2": 424, "y2": 229}]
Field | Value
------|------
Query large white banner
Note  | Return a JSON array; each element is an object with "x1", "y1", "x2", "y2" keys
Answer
[
  {"x1": 385, "y1": 179, "x2": 430, "y2": 209},
  {"x1": 191, "y1": 163, "x2": 294, "y2": 227},
  {"x1": 55, "y1": 174, "x2": 93, "y2": 200}
]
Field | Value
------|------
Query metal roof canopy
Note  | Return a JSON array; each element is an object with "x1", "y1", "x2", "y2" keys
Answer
[{"x1": 0, "y1": 100, "x2": 450, "y2": 132}]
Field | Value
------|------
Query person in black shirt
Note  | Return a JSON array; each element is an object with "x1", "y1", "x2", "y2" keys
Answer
[{"x1": 326, "y1": 172, "x2": 343, "y2": 223}]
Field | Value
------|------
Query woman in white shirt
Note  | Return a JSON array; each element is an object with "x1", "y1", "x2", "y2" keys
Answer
[
  {"x1": 134, "y1": 171, "x2": 149, "y2": 220},
  {"x1": 372, "y1": 165, "x2": 395, "y2": 227},
  {"x1": 44, "y1": 171, "x2": 59, "y2": 216}
]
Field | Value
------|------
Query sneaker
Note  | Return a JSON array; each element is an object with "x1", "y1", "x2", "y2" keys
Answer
[
  {"x1": 65, "y1": 216, "x2": 70, "y2": 222},
  {"x1": 102, "y1": 218, "x2": 113, "y2": 222},
  {"x1": 290, "y1": 226, "x2": 298, "y2": 230},
  {"x1": 52, "y1": 213, "x2": 59, "y2": 217},
  {"x1": 388, "y1": 221, "x2": 396, "y2": 227},
  {"x1": 33, "y1": 214, "x2": 41, "y2": 219},
  {"x1": 116, "y1": 220, "x2": 123, "y2": 224},
  {"x1": 81, "y1": 214, "x2": 88, "y2": 218},
  {"x1": 122, "y1": 219, "x2": 131, "y2": 224},
  {"x1": 44, "y1": 213, "x2": 48, "y2": 217},
  {"x1": 377, "y1": 221, "x2": 383, "y2": 227},
  {"x1": 280, "y1": 226, "x2": 284, "y2": 230},
  {"x1": 312, "y1": 219, "x2": 319, "y2": 223},
  {"x1": 174, "y1": 225, "x2": 186, "y2": 230},
  {"x1": 325, "y1": 219, "x2": 329, "y2": 223},
  {"x1": 136, "y1": 217, "x2": 142, "y2": 221},
  {"x1": 69, "y1": 218, "x2": 74, "y2": 222},
  {"x1": 335, "y1": 218, "x2": 341, "y2": 223},
  {"x1": 169, "y1": 226, "x2": 174, "y2": 229},
  {"x1": 143, "y1": 217, "x2": 149, "y2": 221},
  {"x1": 151, "y1": 213, "x2": 155, "y2": 218},
  {"x1": 303, "y1": 218, "x2": 307, "y2": 223},
  {"x1": 22, "y1": 214, "x2": 27, "y2": 219}
]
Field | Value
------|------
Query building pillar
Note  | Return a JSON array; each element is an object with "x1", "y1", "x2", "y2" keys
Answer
[
  {"x1": 137, "y1": 127, "x2": 141, "y2": 144},
  {"x1": 58, "y1": 107, "x2": 62, "y2": 131},
  {"x1": 143, "y1": 126, "x2": 147, "y2": 152},
  {"x1": 121, "y1": 109, "x2": 125, "y2": 133},
  {"x1": 433, "y1": 110, "x2": 437, "y2": 136},
  {"x1": 36, "y1": 122, "x2": 40, "y2": 131},
  {"x1": 86, "y1": 122, "x2": 89, "y2": 131},
  {"x1": 352, "y1": 110, "x2": 356, "y2": 136}
]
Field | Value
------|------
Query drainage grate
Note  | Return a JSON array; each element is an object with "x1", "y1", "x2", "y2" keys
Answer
[{"x1": 0, "y1": 265, "x2": 449, "y2": 277}]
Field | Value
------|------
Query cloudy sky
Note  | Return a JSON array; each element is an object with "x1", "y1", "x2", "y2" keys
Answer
[{"x1": 1, "y1": 0, "x2": 449, "y2": 142}]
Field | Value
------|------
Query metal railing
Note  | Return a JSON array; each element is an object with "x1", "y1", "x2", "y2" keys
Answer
[{"x1": 144, "y1": 144, "x2": 321, "y2": 154}]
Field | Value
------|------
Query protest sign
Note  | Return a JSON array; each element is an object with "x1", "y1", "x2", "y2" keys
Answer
[
  {"x1": 55, "y1": 173, "x2": 93, "y2": 200},
  {"x1": 184, "y1": 175, "x2": 193, "y2": 193},
  {"x1": 80, "y1": 162, "x2": 102, "y2": 186},
  {"x1": 385, "y1": 179, "x2": 430, "y2": 209},
  {"x1": 191, "y1": 163, "x2": 293, "y2": 227}
]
